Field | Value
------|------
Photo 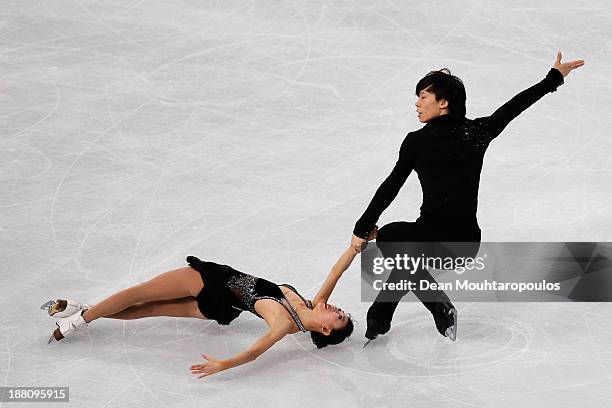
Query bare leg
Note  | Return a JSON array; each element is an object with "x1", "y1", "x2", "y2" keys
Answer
[
  {"x1": 82, "y1": 267, "x2": 204, "y2": 323},
  {"x1": 103, "y1": 297, "x2": 206, "y2": 320}
]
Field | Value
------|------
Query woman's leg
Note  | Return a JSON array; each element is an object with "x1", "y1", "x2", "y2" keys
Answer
[
  {"x1": 82, "y1": 266, "x2": 204, "y2": 323},
  {"x1": 103, "y1": 297, "x2": 206, "y2": 320}
]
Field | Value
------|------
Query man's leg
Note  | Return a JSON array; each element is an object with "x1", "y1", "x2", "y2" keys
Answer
[
  {"x1": 365, "y1": 221, "x2": 426, "y2": 339},
  {"x1": 366, "y1": 221, "x2": 474, "y2": 340},
  {"x1": 410, "y1": 237, "x2": 482, "y2": 339}
]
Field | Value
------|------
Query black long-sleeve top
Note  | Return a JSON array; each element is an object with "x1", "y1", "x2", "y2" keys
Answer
[{"x1": 353, "y1": 68, "x2": 565, "y2": 239}]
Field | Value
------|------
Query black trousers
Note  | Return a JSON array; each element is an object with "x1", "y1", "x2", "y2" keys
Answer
[{"x1": 371, "y1": 216, "x2": 481, "y2": 319}]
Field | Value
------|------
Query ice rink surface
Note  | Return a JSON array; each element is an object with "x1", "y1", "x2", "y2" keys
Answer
[{"x1": 2, "y1": 0, "x2": 612, "y2": 406}]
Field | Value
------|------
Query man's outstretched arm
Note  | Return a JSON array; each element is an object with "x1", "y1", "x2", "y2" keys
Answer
[
  {"x1": 484, "y1": 51, "x2": 584, "y2": 139},
  {"x1": 351, "y1": 134, "x2": 415, "y2": 251}
]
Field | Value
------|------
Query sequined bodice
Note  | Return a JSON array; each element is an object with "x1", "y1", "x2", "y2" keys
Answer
[
  {"x1": 226, "y1": 273, "x2": 311, "y2": 332},
  {"x1": 227, "y1": 273, "x2": 258, "y2": 311}
]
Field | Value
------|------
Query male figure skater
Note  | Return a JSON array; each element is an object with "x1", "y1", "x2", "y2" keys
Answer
[{"x1": 351, "y1": 52, "x2": 585, "y2": 343}]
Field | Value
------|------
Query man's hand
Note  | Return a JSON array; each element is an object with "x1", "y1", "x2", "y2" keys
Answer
[
  {"x1": 190, "y1": 354, "x2": 225, "y2": 379},
  {"x1": 553, "y1": 51, "x2": 585, "y2": 77},
  {"x1": 367, "y1": 226, "x2": 378, "y2": 241},
  {"x1": 351, "y1": 225, "x2": 378, "y2": 252}
]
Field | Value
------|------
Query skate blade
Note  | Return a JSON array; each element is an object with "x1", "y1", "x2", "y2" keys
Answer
[
  {"x1": 444, "y1": 308, "x2": 458, "y2": 342},
  {"x1": 363, "y1": 339, "x2": 374, "y2": 348},
  {"x1": 40, "y1": 300, "x2": 54, "y2": 311},
  {"x1": 46, "y1": 322, "x2": 64, "y2": 345}
]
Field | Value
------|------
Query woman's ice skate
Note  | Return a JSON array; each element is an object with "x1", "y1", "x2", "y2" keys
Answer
[
  {"x1": 46, "y1": 309, "x2": 90, "y2": 344},
  {"x1": 40, "y1": 299, "x2": 90, "y2": 318}
]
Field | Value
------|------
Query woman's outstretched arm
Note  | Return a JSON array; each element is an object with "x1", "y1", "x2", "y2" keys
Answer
[
  {"x1": 190, "y1": 321, "x2": 291, "y2": 378},
  {"x1": 484, "y1": 51, "x2": 584, "y2": 139},
  {"x1": 313, "y1": 229, "x2": 377, "y2": 306},
  {"x1": 312, "y1": 247, "x2": 359, "y2": 306}
]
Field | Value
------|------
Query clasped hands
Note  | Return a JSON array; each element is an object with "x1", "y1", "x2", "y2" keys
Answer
[{"x1": 350, "y1": 225, "x2": 378, "y2": 253}]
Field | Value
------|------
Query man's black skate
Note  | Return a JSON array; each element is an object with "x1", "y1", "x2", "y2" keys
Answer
[
  {"x1": 365, "y1": 317, "x2": 391, "y2": 340},
  {"x1": 363, "y1": 302, "x2": 397, "y2": 346},
  {"x1": 432, "y1": 301, "x2": 458, "y2": 341}
]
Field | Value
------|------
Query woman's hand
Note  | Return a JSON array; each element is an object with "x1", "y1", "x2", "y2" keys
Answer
[
  {"x1": 553, "y1": 51, "x2": 585, "y2": 77},
  {"x1": 190, "y1": 354, "x2": 225, "y2": 379},
  {"x1": 351, "y1": 234, "x2": 367, "y2": 253}
]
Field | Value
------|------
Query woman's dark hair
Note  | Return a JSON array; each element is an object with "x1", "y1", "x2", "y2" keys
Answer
[
  {"x1": 310, "y1": 316, "x2": 354, "y2": 349},
  {"x1": 415, "y1": 68, "x2": 466, "y2": 117}
]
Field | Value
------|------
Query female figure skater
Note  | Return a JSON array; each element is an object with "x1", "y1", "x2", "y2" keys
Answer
[
  {"x1": 42, "y1": 230, "x2": 375, "y2": 378},
  {"x1": 351, "y1": 51, "x2": 585, "y2": 343}
]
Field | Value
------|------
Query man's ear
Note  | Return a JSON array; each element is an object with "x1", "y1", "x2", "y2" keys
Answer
[
  {"x1": 439, "y1": 98, "x2": 449, "y2": 109},
  {"x1": 321, "y1": 325, "x2": 331, "y2": 336}
]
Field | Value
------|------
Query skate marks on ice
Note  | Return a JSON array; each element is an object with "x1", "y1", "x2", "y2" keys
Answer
[{"x1": 296, "y1": 305, "x2": 531, "y2": 379}]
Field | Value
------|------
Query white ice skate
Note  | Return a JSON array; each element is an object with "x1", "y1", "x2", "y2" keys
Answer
[
  {"x1": 47, "y1": 309, "x2": 89, "y2": 344},
  {"x1": 40, "y1": 299, "x2": 91, "y2": 318}
]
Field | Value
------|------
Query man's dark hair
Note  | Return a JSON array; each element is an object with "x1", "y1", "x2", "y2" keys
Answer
[{"x1": 415, "y1": 68, "x2": 466, "y2": 117}]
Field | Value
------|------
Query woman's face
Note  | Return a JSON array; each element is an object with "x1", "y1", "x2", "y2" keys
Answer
[
  {"x1": 415, "y1": 87, "x2": 448, "y2": 123},
  {"x1": 314, "y1": 302, "x2": 349, "y2": 334}
]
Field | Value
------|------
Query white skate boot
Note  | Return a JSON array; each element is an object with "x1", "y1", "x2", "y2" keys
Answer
[
  {"x1": 47, "y1": 309, "x2": 89, "y2": 344},
  {"x1": 40, "y1": 299, "x2": 91, "y2": 318}
]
